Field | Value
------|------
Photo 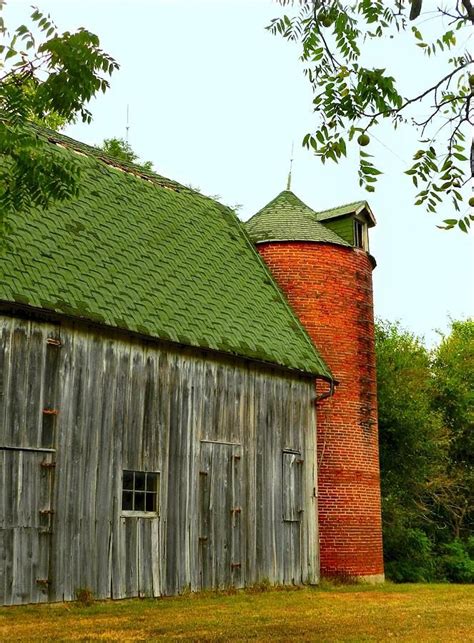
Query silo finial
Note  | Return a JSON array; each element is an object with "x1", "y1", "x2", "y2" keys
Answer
[{"x1": 286, "y1": 142, "x2": 294, "y2": 191}]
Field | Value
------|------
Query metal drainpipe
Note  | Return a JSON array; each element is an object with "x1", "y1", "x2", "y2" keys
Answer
[{"x1": 314, "y1": 378, "x2": 337, "y2": 403}]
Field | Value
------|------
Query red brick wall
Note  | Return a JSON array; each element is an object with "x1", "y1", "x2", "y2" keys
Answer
[{"x1": 257, "y1": 241, "x2": 384, "y2": 578}]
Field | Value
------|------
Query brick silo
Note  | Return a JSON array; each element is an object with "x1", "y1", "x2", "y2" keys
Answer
[{"x1": 245, "y1": 190, "x2": 384, "y2": 582}]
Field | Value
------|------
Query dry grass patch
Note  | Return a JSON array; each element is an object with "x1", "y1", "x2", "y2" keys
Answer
[{"x1": 0, "y1": 583, "x2": 472, "y2": 641}]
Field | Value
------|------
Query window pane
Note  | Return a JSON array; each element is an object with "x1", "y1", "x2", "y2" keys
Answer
[
  {"x1": 134, "y1": 491, "x2": 145, "y2": 511},
  {"x1": 146, "y1": 492, "x2": 156, "y2": 512},
  {"x1": 122, "y1": 490, "x2": 133, "y2": 511},
  {"x1": 135, "y1": 472, "x2": 146, "y2": 491},
  {"x1": 122, "y1": 470, "x2": 159, "y2": 514},
  {"x1": 146, "y1": 473, "x2": 157, "y2": 492},
  {"x1": 123, "y1": 471, "x2": 134, "y2": 491}
]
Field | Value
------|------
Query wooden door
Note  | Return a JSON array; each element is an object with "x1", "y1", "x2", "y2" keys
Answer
[
  {"x1": 198, "y1": 441, "x2": 243, "y2": 590},
  {"x1": 0, "y1": 448, "x2": 54, "y2": 605}
]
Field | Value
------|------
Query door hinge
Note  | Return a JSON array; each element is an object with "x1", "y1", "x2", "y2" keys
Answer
[
  {"x1": 42, "y1": 408, "x2": 59, "y2": 415},
  {"x1": 46, "y1": 338, "x2": 62, "y2": 347},
  {"x1": 40, "y1": 460, "x2": 56, "y2": 469}
]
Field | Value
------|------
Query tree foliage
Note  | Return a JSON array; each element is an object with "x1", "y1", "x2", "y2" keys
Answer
[
  {"x1": 375, "y1": 320, "x2": 445, "y2": 580},
  {"x1": 269, "y1": 1, "x2": 474, "y2": 232},
  {"x1": 97, "y1": 137, "x2": 153, "y2": 172},
  {"x1": 0, "y1": 4, "x2": 118, "y2": 238},
  {"x1": 376, "y1": 319, "x2": 474, "y2": 582},
  {"x1": 432, "y1": 319, "x2": 474, "y2": 540}
]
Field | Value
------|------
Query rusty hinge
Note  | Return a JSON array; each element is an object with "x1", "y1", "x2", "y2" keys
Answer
[
  {"x1": 43, "y1": 408, "x2": 59, "y2": 415},
  {"x1": 39, "y1": 508, "x2": 55, "y2": 516},
  {"x1": 230, "y1": 507, "x2": 242, "y2": 514},
  {"x1": 46, "y1": 338, "x2": 62, "y2": 347},
  {"x1": 36, "y1": 578, "x2": 50, "y2": 586},
  {"x1": 40, "y1": 460, "x2": 56, "y2": 469},
  {"x1": 199, "y1": 470, "x2": 208, "y2": 476},
  {"x1": 296, "y1": 459, "x2": 304, "y2": 465},
  {"x1": 233, "y1": 455, "x2": 241, "y2": 460},
  {"x1": 199, "y1": 536, "x2": 208, "y2": 542},
  {"x1": 230, "y1": 563, "x2": 241, "y2": 569}
]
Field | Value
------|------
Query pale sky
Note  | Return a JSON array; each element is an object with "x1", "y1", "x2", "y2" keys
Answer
[{"x1": 5, "y1": 0, "x2": 474, "y2": 345}]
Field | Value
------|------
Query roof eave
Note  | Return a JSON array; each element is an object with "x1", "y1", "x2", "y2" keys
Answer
[
  {"x1": 251, "y1": 237, "x2": 351, "y2": 248},
  {"x1": 354, "y1": 202, "x2": 377, "y2": 227}
]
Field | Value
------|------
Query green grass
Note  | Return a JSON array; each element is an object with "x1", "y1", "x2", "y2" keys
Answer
[{"x1": 0, "y1": 583, "x2": 473, "y2": 641}]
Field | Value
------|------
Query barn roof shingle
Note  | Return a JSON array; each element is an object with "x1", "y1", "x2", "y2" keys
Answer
[{"x1": 0, "y1": 129, "x2": 332, "y2": 379}]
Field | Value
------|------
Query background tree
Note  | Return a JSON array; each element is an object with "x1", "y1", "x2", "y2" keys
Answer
[
  {"x1": 97, "y1": 137, "x2": 153, "y2": 172},
  {"x1": 376, "y1": 319, "x2": 474, "y2": 582},
  {"x1": 375, "y1": 320, "x2": 446, "y2": 581},
  {"x1": 0, "y1": 4, "x2": 118, "y2": 237},
  {"x1": 269, "y1": 1, "x2": 473, "y2": 231},
  {"x1": 431, "y1": 319, "x2": 474, "y2": 541}
]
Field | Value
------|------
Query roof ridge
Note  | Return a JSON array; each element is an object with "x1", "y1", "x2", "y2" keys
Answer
[
  {"x1": 33, "y1": 124, "x2": 231, "y2": 210},
  {"x1": 316, "y1": 200, "x2": 366, "y2": 216}
]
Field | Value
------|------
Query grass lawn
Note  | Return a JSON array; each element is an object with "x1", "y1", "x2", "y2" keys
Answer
[{"x1": 0, "y1": 582, "x2": 472, "y2": 641}]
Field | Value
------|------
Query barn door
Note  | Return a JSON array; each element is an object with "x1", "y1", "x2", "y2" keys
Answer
[
  {"x1": 0, "y1": 448, "x2": 55, "y2": 605},
  {"x1": 282, "y1": 450, "x2": 303, "y2": 584},
  {"x1": 198, "y1": 441, "x2": 243, "y2": 590}
]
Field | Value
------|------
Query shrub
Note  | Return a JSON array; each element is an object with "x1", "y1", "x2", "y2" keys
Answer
[
  {"x1": 437, "y1": 539, "x2": 474, "y2": 583},
  {"x1": 384, "y1": 527, "x2": 435, "y2": 583}
]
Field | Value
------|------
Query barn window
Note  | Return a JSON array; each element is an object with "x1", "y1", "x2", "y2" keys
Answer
[
  {"x1": 122, "y1": 470, "x2": 159, "y2": 515},
  {"x1": 282, "y1": 450, "x2": 303, "y2": 522}
]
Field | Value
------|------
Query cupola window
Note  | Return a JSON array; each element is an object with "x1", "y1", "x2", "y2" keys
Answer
[{"x1": 354, "y1": 220, "x2": 368, "y2": 250}]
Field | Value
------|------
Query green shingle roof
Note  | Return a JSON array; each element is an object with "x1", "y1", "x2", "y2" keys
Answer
[
  {"x1": 0, "y1": 129, "x2": 332, "y2": 379},
  {"x1": 317, "y1": 200, "x2": 376, "y2": 227},
  {"x1": 245, "y1": 190, "x2": 351, "y2": 246}
]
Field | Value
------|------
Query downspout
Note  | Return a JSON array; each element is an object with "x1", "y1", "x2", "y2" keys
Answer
[{"x1": 314, "y1": 377, "x2": 337, "y2": 403}]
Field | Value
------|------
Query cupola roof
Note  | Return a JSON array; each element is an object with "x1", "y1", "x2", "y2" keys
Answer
[{"x1": 245, "y1": 190, "x2": 351, "y2": 246}]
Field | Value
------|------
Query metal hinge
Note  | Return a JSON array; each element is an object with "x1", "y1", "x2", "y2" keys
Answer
[
  {"x1": 46, "y1": 338, "x2": 62, "y2": 347},
  {"x1": 43, "y1": 408, "x2": 59, "y2": 415},
  {"x1": 40, "y1": 460, "x2": 56, "y2": 469}
]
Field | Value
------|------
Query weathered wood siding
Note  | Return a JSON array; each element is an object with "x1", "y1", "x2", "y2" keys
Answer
[{"x1": 0, "y1": 314, "x2": 319, "y2": 604}]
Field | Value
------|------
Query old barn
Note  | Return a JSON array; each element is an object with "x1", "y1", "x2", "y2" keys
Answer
[{"x1": 0, "y1": 130, "x2": 333, "y2": 604}]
